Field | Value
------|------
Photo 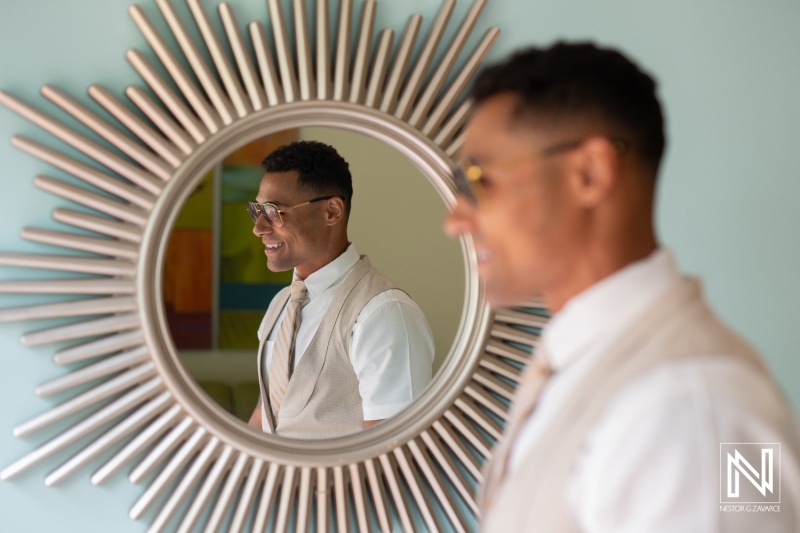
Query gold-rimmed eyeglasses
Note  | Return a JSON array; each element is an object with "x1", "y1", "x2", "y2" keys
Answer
[
  {"x1": 453, "y1": 137, "x2": 628, "y2": 205},
  {"x1": 246, "y1": 196, "x2": 337, "y2": 227}
]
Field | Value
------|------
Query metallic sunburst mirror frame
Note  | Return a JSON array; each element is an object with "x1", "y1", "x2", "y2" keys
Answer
[
  {"x1": 0, "y1": 0, "x2": 549, "y2": 531},
  {"x1": 143, "y1": 102, "x2": 489, "y2": 464}
]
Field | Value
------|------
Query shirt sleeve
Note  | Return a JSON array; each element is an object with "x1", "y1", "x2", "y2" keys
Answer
[
  {"x1": 567, "y1": 356, "x2": 800, "y2": 533},
  {"x1": 350, "y1": 289, "x2": 435, "y2": 420}
]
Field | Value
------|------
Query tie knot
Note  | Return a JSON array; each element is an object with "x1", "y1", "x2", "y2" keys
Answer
[{"x1": 290, "y1": 280, "x2": 307, "y2": 301}]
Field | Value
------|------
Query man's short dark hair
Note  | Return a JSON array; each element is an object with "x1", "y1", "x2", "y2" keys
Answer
[
  {"x1": 471, "y1": 41, "x2": 666, "y2": 174},
  {"x1": 261, "y1": 140, "x2": 353, "y2": 215}
]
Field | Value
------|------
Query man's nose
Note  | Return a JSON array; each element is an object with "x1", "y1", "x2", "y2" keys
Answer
[
  {"x1": 443, "y1": 195, "x2": 477, "y2": 238},
  {"x1": 252, "y1": 216, "x2": 273, "y2": 236}
]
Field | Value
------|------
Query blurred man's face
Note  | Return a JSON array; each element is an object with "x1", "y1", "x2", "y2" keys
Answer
[
  {"x1": 444, "y1": 93, "x2": 584, "y2": 307},
  {"x1": 252, "y1": 170, "x2": 329, "y2": 277}
]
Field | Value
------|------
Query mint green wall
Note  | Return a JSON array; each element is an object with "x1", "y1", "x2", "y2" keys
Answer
[{"x1": 1, "y1": 1, "x2": 798, "y2": 531}]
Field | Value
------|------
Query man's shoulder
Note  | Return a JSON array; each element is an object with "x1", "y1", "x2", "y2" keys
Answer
[
  {"x1": 598, "y1": 355, "x2": 797, "y2": 447},
  {"x1": 615, "y1": 283, "x2": 781, "y2": 430},
  {"x1": 341, "y1": 257, "x2": 405, "y2": 310},
  {"x1": 354, "y1": 261, "x2": 427, "y2": 325},
  {"x1": 581, "y1": 279, "x2": 794, "y2": 458},
  {"x1": 570, "y1": 355, "x2": 800, "y2": 533},
  {"x1": 632, "y1": 277, "x2": 762, "y2": 369},
  {"x1": 358, "y1": 257, "x2": 399, "y2": 290},
  {"x1": 358, "y1": 288, "x2": 420, "y2": 319}
]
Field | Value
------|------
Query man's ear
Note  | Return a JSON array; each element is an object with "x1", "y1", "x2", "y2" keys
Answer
[
  {"x1": 570, "y1": 136, "x2": 621, "y2": 208},
  {"x1": 325, "y1": 196, "x2": 346, "y2": 226}
]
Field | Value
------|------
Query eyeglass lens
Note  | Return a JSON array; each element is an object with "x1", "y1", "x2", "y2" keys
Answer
[
  {"x1": 453, "y1": 167, "x2": 478, "y2": 205},
  {"x1": 247, "y1": 202, "x2": 282, "y2": 226}
]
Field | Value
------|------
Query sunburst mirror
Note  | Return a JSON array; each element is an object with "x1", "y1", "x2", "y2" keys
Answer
[{"x1": 0, "y1": 0, "x2": 548, "y2": 530}]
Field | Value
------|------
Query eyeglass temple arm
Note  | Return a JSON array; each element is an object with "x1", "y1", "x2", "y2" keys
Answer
[{"x1": 278, "y1": 200, "x2": 314, "y2": 215}]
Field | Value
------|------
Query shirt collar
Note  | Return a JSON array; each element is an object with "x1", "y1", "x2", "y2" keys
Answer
[
  {"x1": 294, "y1": 243, "x2": 360, "y2": 300},
  {"x1": 542, "y1": 248, "x2": 682, "y2": 372}
]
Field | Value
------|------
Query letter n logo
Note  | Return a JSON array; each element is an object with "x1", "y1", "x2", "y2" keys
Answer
[{"x1": 720, "y1": 443, "x2": 781, "y2": 504}]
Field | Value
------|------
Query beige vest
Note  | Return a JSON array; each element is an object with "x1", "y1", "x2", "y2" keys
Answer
[
  {"x1": 482, "y1": 278, "x2": 768, "y2": 532},
  {"x1": 256, "y1": 255, "x2": 398, "y2": 440}
]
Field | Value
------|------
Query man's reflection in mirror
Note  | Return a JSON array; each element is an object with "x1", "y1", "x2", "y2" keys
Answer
[{"x1": 247, "y1": 140, "x2": 434, "y2": 438}]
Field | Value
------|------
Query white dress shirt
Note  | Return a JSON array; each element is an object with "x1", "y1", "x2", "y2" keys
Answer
[
  {"x1": 258, "y1": 243, "x2": 434, "y2": 420},
  {"x1": 509, "y1": 249, "x2": 800, "y2": 532}
]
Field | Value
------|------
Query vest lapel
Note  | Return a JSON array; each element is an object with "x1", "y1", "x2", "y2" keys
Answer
[
  {"x1": 481, "y1": 345, "x2": 552, "y2": 510},
  {"x1": 256, "y1": 286, "x2": 291, "y2": 433}
]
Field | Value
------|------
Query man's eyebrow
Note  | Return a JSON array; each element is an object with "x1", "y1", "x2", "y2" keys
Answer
[
  {"x1": 461, "y1": 154, "x2": 486, "y2": 165},
  {"x1": 254, "y1": 198, "x2": 287, "y2": 207},
  {"x1": 456, "y1": 149, "x2": 485, "y2": 165}
]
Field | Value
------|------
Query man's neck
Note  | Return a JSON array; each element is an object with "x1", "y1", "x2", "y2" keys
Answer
[
  {"x1": 295, "y1": 238, "x2": 350, "y2": 279},
  {"x1": 545, "y1": 239, "x2": 659, "y2": 313}
]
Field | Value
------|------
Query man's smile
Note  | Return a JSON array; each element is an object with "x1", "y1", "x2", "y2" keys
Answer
[{"x1": 263, "y1": 241, "x2": 285, "y2": 254}]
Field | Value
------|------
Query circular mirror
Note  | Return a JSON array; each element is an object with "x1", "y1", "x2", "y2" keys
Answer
[
  {"x1": 163, "y1": 125, "x2": 465, "y2": 430},
  {"x1": 138, "y1": 102, "x2": 489, "y2": 464}
]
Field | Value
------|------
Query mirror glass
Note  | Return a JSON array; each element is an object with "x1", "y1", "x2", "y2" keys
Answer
[{"x1": 161, "y1": 126, "x2": 465, "y2": 432}]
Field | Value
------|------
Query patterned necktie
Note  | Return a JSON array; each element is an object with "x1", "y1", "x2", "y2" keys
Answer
[
  {"x1": 481, "y1": 346, "x2": 554, "y2": 510},
  {"x1": 268, "y1": 279, "x2": 307, "y2": 422}
]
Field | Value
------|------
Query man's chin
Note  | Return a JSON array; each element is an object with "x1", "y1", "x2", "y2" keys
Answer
[
  {"x1": 265, "y1": 259, "x2": 292, "y2": 273},
  {"x1": 486, "y1": 294, "x2": 529, "y2": 308},
  {"x1": 483, "y1": 278, "x2": 542, "y2": 308},
  {"x1": 484, "y1": 284, "x2": 522, "y2": 308}
]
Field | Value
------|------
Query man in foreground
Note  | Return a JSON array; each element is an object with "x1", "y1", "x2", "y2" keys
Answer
[
  {"x1": 248, "y1": 140, "x2": 434, "y2": 439},
  {"x1": 445, "y1": 42, "x2": 800, "y2": 531}
]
